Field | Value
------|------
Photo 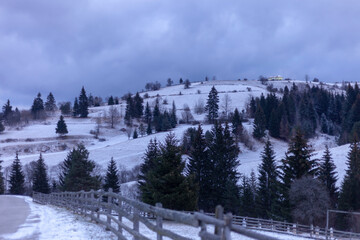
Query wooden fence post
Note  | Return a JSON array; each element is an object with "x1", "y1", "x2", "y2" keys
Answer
[
  {"x1": 133, "y1": 207, "x2": 139, "y2": 240},
  {"x1": 90, "y1": 190, "x2": 94, "y2": 218},
  {"x1": 107, "y1": 188, "x2": 113, "y2": 230},
  {"x1": 293, "y1": 224, "x2": 297, "y2": 234},
  {"x1": 330, "y1": 227, "x2": 333, "y2": 239},
  {"x1": 80, "y1": 190, "x2": 85, "y2": 214},
  {"x1": 222, "y1": 213, "x2": 232, "y2": 240},
  {"x1": 156, "y1": 203, "x2": 163, "y2": 240},
  {"x1": 215, "y1": 205, "x2": 224, "y2": 236},
  {"x1": 118, "y1": 196, "x2": 123, "y2": 238},
  {"x1": 310, "y1": 224, "x2": 314, "y2": 237},
  {"x1": 199, "y1": 210, "x2": 207, "y2": 240}
]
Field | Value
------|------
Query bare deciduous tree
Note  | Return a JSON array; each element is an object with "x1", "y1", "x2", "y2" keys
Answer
[
  {"x1": 104, "y1": 105, "x2": 120, "y2": 128},
  {"x1": 221, "y1": 94, "x2": 232, "y2": 120},
  {"x1": 181, "y1": 104, "x2": 194, "y2": 123},
  {"x1": 290, "y1": 176, "x2": 330, "y2": 225},
  {"x1": 194, "y1": 98, "x2": 205, "y2": 115}
]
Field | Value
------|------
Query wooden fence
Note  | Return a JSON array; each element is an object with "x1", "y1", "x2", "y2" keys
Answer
[
  {"x1": 33, "y1": 189, "x2": 279, "y2": 240},
  {"x1": 33, "y1": 189, "x2": 360, "y2": 240}
]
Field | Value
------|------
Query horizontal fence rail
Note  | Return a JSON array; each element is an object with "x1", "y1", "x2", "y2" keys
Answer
[
  {"x1": 33, "y1": 189, "x2": 279, "y2": 240},
  {"x1": 33, "y1": 190, "x2": 360, "y2": 240}
]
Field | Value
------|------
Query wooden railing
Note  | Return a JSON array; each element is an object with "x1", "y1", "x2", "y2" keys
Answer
[{"x1": 33, "y1": 189, "x2": 279, "y2": 240}]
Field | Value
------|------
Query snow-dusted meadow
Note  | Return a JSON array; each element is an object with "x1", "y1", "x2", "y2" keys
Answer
[{"x1": 0, "y1": 79, "x2": 350, "y2": 187}]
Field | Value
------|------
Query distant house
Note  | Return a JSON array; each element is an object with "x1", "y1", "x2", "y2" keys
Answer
[{"x1": 268, "y1": 75, "x2": 283, "y2": 81}]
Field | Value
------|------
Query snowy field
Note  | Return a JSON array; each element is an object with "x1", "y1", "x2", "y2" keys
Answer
[
  {"x1": 0, "y1": 79, "x2": 349, "y2": 187},
  {"x1": 0, "y1": 196, "x2": 309, "y2": 240}
]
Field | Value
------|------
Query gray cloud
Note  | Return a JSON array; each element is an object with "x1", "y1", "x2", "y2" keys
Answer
[{"x1": 1, "y1": 0, "x2": 360, "y2": 107}]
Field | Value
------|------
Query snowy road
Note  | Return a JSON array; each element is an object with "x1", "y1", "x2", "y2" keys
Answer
[{"x1": 0, "y1": 196, "x2": 31, "y2": 236}]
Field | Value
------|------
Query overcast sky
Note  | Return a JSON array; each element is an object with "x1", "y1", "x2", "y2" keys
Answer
[{"x1": 1, "y1": 0, "x2": 360, "y2": 107}]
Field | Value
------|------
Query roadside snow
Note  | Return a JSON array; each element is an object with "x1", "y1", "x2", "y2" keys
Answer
[{"x1": 1, "y1": 196, "x2": 116, "y2": 240}]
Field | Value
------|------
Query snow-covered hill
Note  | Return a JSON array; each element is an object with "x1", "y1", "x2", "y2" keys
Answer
[{"x1": 0, "y1": 79, "x2": 349, "y2": 186}]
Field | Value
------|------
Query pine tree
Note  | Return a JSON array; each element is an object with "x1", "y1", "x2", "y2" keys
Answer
[
  {"x1": 9, "y1": 153, "x2": 25, "y2": 195},
  {"x1": 257, "y1": 139, "x2": 281, "y2": 219},
  {"x1": 153, "y1": 100, "x2": 161, "y2": 132},
  {"x1": 59, "y1": 144, "x2": 101, "y2": 191},
  {"x1": 31, "y1": 93, "x2": 45, "y2": 119},
  {"x1": 205, "y1": 86, "x2": 219, "y2": 123},
  {"x1": 73, "y1": 97, "x2": 79, "y2": 117},
  {"x1": 170, "y1": 101, "x2": 177, "y2": 128},
  {"x1": 2, "y1": 99, "x2": 13, "y2": 121},
  {"x1": 338, "y1": 141, "x2": 360, "y2": 211},
  {"x1": 108, "y1": 96, "x2": 114, "y2": 105},
  {"x1": 103, "y1": 158, "x2": 120, "y2": 193},
  {"x1": 139, "y1": 139, "x2": 160, "y2": 203},
  {"x1": 253, "y1": 104, "x2": 266, "y2": 139},
  {"x1": 281, "y1": 129, "x2": 317, "y2": 220},
  {"x1": 124, "y1": 95, "x2": 133, "y2": 126},
  {"x1": 187, "y1": 125, "x2": 208, "y2": 210},
  {"x1": 32, "y1": 153, "x2": 50, "y2": 194},
  {"x1": 56, "y1": 115, "x2": 68, "y2": 136},
  {"x1": 320, "y1": 113, "x2": 329, "y2": 134},
  {"x1": 206, "y1": 122, "x2": 240, "y2": 213},
  {"x1": 184, "y1": 79, "x2": 191, "y2": 89},
  {"x1": 240, "y1": 176, "x2": 256, "y2": 217},
  {"x1": 232, "y1": 108, "x2": 243, "y2": 143},
  {"x1": 319, "y1": 145, "x2": 338, "y2": 208},
  {"x1": 144, "y1": 102, "x2": 152, "y2": 124},
  {"x1": 45, "y1": 92, "x2": 57, "y2": 112},
  {"x1": 139, "y1": 134, "x2": 197, "y2": 210},
  {"x1": 133, "y1": 128, "x2": 138, "y2": 139},
  {"x1": 133, "y1": 92, "x2": 144, "y2": 118},
  {"x1": 0, "y1": 121, "x2": 4, "y2": 133},
  {"x1": 0, "y1": 160, "x2": 5, "y2": 194},
  {"x1": 78, "y1": 87, "x2": 89, "y2": 118}
]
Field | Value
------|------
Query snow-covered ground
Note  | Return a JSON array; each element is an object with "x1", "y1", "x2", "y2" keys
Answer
[
  {"x1": 1, "y1": 196, "x2": 309, "y2": 240},
  {"x1": 0, "y1": 79, "x2": 349, "y2": 187}
]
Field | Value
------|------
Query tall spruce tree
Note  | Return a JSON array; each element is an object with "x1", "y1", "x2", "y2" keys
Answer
[
  {"x1": 78, "y1": 87, "x2": 89, "y2": 118},
  {"x1": 31, "y1": 93, "x2": 45, "y2": 119},
  {"x1": 319, "y1": 145, "x2": 338, "y2": 208},
  {"x1": 206, "y1": 122, "x2": 240, "y2": 213},
  {"x1": 103, "y1": 158, "x2": 120, "y2": 193},
  {"x1": 59, "y1": 144, "x2": 100, "y2": 191},
  {"x1": 0, "y1": 121, "x2": 4, "y2": 133},
  {"x1": 205, "y1": 86, "x2": 219, "y2": 123},
  {"x1": 9, "y1": 153, "x2": 25, "y2": 195},
  {"x1": 45, "y1": 92, "x2": 57, "y2": 112},
  {"x1": 73, "y1": 98, "x2": 79, "y2": 117},
  {"x1": 187, "y1": 125, "x2": 208, "y2": 210},
  {"x1": 281, "y1": 129, "x2": 317, "y2": 220},
  {"x1": 339, "y1": 141, "x2": 360, "y2": 212},
  {"x1": 232, "y1": 108, "x2": 243, "y2": 143},
  {"x1": 170, "y1": 101, "x2": 177, "y2": 128},
  {"x1": 153, "y1": 100, "x2": 161, "y2": 132},
  {"x1": 108, "y1": 96, "x2": 114, "y2": 105},
  {"x1": 240, "y1": 176, "x2": 257, "y2": 217},
  {"x1": 138, "y1": 139, "x2": 160, "y2": 204},
  {"x1": 56, "y1": 115, "x2": 68, "y2": 136},
  {"x1": 139, "y1": 134, "x2": 197, "y2": 211},
  {"x1": 32, "y1": 153, "x2": 50, "y2": 194},
  {"x1": 0, "y1": 160, "x2": 4, "y2": 194},
  {"x1": 2, "y1": 99, "x2": 13, "y2": 121},
  {"x1": 253, "y1": 104, "x2": 266, "y2": 139},
  {"x1": 124, "y1": 95, "x2": 134, "y2": 126},
  {"x1": 133, "y1": 92, "x2": 144, "y2": 118},
  {"x1": 257, "y1": 139, "x2": 281, "y2": 219}
]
